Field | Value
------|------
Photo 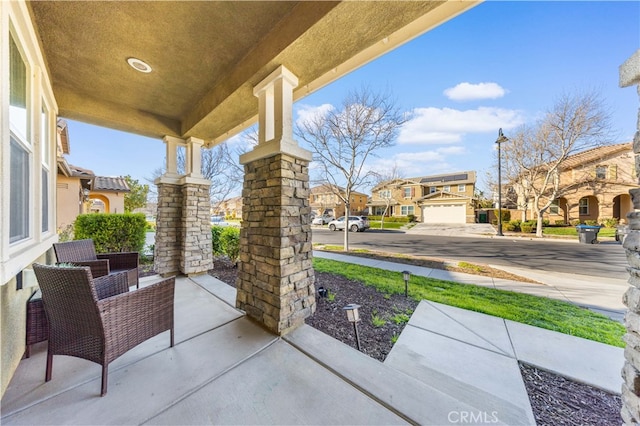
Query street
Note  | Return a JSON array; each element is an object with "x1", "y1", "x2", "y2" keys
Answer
[{"x1": 311, "y1": 228, "x2": 629, "y2": 280}]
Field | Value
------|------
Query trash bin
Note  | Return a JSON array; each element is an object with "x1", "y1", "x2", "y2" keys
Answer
[{"x1": 576, "y1": 225, "x2": 601, "y2": 244}]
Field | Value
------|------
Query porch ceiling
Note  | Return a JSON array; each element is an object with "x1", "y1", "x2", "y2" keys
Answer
[{"x1": 26, "y1": 1, "x2": 478, "y2": 146}]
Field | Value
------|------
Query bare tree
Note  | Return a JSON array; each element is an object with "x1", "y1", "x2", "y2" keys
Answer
[
  {"x1": 371, "y1": 164, "x2": 402, "y2": 229},
  {"x1": 148, "y1": 139, "x2": 247, "y2": 212},
  {"x1": 296, "y1": 87, "x2": 405, "y2": 251},
  {"x1": 502, "y1": 90, "x2": 612, "y2": 237}
]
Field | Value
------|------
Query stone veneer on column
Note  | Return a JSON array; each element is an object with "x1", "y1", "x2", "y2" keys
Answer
[
  {"x1": 180, "y1": 183, "x2": 214, "y2": 276},
  {"x1": 620, "y1": 49, "x2": 640, "y2": 424},
  {"x1": 154, "y1": 183, "x2": 182, "y2": 276},
  {"x1": 236, "y1": 153, "x2": 315, "y2": 335}
]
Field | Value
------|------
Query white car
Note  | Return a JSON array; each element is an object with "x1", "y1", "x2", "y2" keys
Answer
[
  {"x1": 328, "y1": 216, "x2": 370, "y2": 232},
  {"x1": 210, "y1": 216, "x2": 230, "y2": 227},
  {"x1": 312, "y1": 214, "x2": 333, "y2": 225}
]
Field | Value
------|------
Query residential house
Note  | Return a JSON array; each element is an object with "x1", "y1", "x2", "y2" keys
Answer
[
  {"x1": 56, "y1": 120, "x2": 130, "y2": 230},
  {"x1": 1, "y1": 0, "x2": 478, "y2": 397},
  {"x1": 213, "y1": 196, "x2": 243, "y2": 218},
  {"x1": 309, "y1": 184, "x2": 368, "y2": 218},
  {"x1": 514, "y1": 142, "x2": 637, "y2": 224},
  {"x1": 369, "y1": 171, "x2": 477, "y2": 224}
]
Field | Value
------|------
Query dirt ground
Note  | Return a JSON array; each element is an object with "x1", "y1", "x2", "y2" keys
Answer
[{"x1": 205, "y1": 254, "x2": 622, "y2": 425}]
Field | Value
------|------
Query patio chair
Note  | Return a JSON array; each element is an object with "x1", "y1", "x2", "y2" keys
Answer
[
  {"x1": 32, "y1": 263, "x2": 175, "y2": 396},
  {"x1": 53, "y1": 239, "x2": 140, "y2": 289}
]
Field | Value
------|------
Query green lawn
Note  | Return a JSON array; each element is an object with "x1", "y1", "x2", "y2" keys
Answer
[
  {"x1": 368, "y1": 221, "x2": 407, "y2": 230},
  {"x1": 542, "y1": 226, "x2": 616, "y2": 238},
  {"x1": 313, "y1": 258, "x2": 625, "y2": 347}
]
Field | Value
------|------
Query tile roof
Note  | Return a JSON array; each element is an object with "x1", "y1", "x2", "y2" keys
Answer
[
  {"x1": 92, "y1": 176, "x2": 130, "y2": 192},
  {"x1": 561, "y1": 142, "x2": 632, "y2": 170}
]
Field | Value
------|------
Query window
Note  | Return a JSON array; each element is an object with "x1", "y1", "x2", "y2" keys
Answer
[
  {"x1": 10, "y1": 34, "x2": 31, "y2": 243},
  {"x1": 401, "y1": 205, "x2": 414, "y2": 216},
  {"x1": 549, "y1": 200, "x2": 559, "y2": 215},
  {"x1": 403, "y1": 187, "x2": 412, "y2": 198},
  {"x1": 596, "y1": 166, "x2": 607, "y2": 180},
  {"x1": 443, "y1": 185, "x2": 451, "y2": 192},
  {"x1": 429, "y1": 187, "x2": 437, "y2": 194},
  {"x1": 458, "y1": 184, "x2": 465, "y2": 192},
  {"x1": 579, "y1": 198, "x2": 589, "y2": 215},
  {"x1": 379, "y1": 189, "x2": 391, "y2": 199}
]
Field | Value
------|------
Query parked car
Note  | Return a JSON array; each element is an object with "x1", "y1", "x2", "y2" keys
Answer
[
  {"x1": 328, "y1": 216, "x2": 370, "y2": 232},
  {"x1": 616, "y1": 224, "x2": 629, "y2": 244},
  {"x1": 210, "y1": 215, "x2": 230, "y2": 227},
  {"x1": 312, "y1": 214, "x2": 334, "y2": 225}
]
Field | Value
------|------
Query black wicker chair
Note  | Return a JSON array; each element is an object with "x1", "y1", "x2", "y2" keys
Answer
[
  {"x1": 53, "y1": 239, "x2": 140, "y2": 288},
  {"x1": 32, "y1": 264, "x2": 175, "y2": 396}
]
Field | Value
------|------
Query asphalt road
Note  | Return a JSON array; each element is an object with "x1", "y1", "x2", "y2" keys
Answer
[{"x1": 311, "y1": 228, "x2": 630, "y2": 280}]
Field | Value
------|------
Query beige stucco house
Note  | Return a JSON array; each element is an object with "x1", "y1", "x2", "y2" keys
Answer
[
  {"x1": 56, "y1": 120, "x2": 129, "y2": 231},
  {"x1": 309, "y1": 184, "x2": 368, "y2": 218},
  {"x1": 514, "y1": 142, "x2": 637, "y2": 224},
  {"x1": 214, "y1": 196, "x2": 243, "y2": 219},
  {"x1": 369, "y1": 171, "x2": 477, "y2": 223},
  {"x1": 1, "y1": 0, "x2": 481, "y2": 397}
]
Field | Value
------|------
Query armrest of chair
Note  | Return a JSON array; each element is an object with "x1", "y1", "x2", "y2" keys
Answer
[
  {"x1": 93, "y1": 271, "x2": 130, "y2": 300},
  {"x1": 59, "y1": 259, "x2": 110, "y2": 277},
  {"x1": 98, "y1": 277, "x2": 175, "y2": 362},
  {"x1": 97, "y1": 252, "x2": 139, "y2": 270}
]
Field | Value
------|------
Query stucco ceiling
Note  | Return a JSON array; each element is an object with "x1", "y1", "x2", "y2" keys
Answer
[{"x1": 27, "y1": 1, "x2": 478, "y2": 146}]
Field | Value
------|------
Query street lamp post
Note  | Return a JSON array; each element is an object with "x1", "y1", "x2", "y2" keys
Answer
[{"x1": 496, "y1": 129, "x2": 509, "y2": 237}]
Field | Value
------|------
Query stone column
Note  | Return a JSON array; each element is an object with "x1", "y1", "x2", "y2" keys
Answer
[
  {"x1": 180, "y1": 180, "x2": 213, "y2": 276},
  {"x1": 155, "y1": 136, "x2": 213, "y2": 277},
  {"x1": 619, "y1": 49, "x2": 640, "y2": 424},
  {"x1": 154, "y1": 182, "x2": 182, "y2": 277},
  {"x1": 236, "y1": 65, "x2": 315, "y2": 335}
]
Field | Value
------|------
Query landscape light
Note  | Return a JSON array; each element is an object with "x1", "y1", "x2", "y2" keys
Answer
[
  {"x1": 402, "y1": 270, "x2": 411, "y2": 297},
  {"x1": 343, "y1": 303, "x2": 362, "y2": 351}
]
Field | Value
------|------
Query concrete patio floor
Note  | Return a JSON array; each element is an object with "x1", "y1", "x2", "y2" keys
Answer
[{"x1": 1, "y1": 267, "x2": 623, "y2": 425}]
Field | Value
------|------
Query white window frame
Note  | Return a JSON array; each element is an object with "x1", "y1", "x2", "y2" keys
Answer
[
  {"x1": 549, "y1": 200, "x2": 559, "y2": 215},
  {"x1": 443, "y1": 185, "x2": 450, "y2": 192},
  {"x1": 2, "y1": 4, "x2": 59, "y2": 285},
  {"x1": 8, "y1": 29, "x2": 32, "y2": 245},
  {"x1": 403, "y1": 187, "x2": 411, "y2": 199},
  {"x1": 401, "y1": 205, "x2": 414, "y2": 216},
  {"x1": 379, "y1": 189, "x2": 391, "y2": 199},
  {"x1": 596, "y1": 165, "x2": 607, "y2": 180},
  {"x1": 429, "y1": 187, "x2": 437, "y2": 194},
  {"x1": 458, "y1": 184, "x2": 465, "y2": 192}
]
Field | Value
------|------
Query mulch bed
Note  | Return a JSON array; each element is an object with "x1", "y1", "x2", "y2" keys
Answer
[{"x1": 162, "y1": 255, "x2": 623, "y2": 425}]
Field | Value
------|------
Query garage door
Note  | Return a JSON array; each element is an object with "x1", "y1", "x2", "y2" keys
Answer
[{"x1": 422, "y1": 204, "x2": 466, "y2": 224}]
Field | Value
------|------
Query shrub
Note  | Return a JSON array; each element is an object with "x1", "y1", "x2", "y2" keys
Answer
[
  {"x1": 521, "y1": 223, "x2": 534, "y2": 233},
  {"x1": 494, "y1": 209, "x2": 511, "y2": 223},
  {"x1": 74, "y1": 213, "x2": 146, "y2": 253},
  {"x1": 602, "y1": 217, "x2": 619, "y2": 228},
  {"x1": 220, "y1": 226, "x2": 240, "y2": 263},
  {"x1": 570, "y1": 219, "x2": 581, "y2": 226},
  {"x1": 554, "y1": 220, "x2": 567, "y2": 226},
  {"x1": 504, "y1": 220, "x2": 521, "y2": 232},
  {"x1": 407, "y1": 214, "x2": 416, "y2": 223},
  {"x1": 211, "y1": 226, "x2": 225, "y2": 256},
  {"x1": 585, "y1": 220, "x2": 599, "y2": 226}
]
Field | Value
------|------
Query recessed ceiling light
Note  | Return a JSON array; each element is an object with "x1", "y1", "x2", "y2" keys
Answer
[{"x1": 127, "y1": 57, "x2": 152, "y2": 73}]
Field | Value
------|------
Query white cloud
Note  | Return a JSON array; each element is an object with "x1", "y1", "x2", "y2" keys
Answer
[
  {"x1": 295, "y1": 103, "x2": 334, "y2": 127},
  {"x1": 397, "y1": 106, "x2": 524, "y2": 145},
  {"x1": 444, "y1": 82, "x2": 507, "y2": 101},
  {"x1": 367, "y1": 147, "x2": 466, "y2": 179}
]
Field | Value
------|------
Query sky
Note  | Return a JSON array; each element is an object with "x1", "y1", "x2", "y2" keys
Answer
[{"x1": 64, "y1": 1, "x2": 640, "y2": 196}]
